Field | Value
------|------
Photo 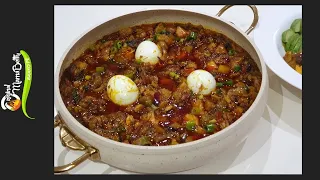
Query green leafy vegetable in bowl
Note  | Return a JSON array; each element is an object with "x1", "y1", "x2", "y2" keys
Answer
[{"x1": 281, "y1": 18, "x2": 302, "y2": 74}]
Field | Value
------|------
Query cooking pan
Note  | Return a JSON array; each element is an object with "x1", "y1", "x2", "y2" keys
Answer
[{"x1": 54, "y1": 5, "x2": 269, "y2": 174}]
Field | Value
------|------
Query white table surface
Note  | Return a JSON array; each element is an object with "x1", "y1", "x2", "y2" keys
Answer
[{"x1": 54, "y1": 5, "x2": 302, "y2": 174}]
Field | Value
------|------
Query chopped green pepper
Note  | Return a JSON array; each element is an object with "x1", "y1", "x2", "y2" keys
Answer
[
  {"x1": 115, "y1": 40, "x2": 122, "y2": 50},
  {"x1": 234, "y1": 65, "x2": 241, "y2": 72},
  {"x1": 169, "y1": 72, "x2": 180, "y2": 80},
  {"x1": 110, "y1": 46, "x2": 118, "y2": 54},
  {"x1": 96, "y1": 66, "x2": 105, "y2": 73},
  {"x1": 187, "y1": 32, "x2": 197, "y2": 40},
  {"x1": 228, "y1": 49, "x2": 235, "y2": 56},
  {"x1": 206, "y1": 124, "x2": 215, "y2": 133},
  {"x1": 225, "y1": 80, "x2": 233, "y2": 86},
  {"x1": 186, "y1": 121, "x2": 196, "y2": 131},
  {"x1": 216, "y1": 82, "x2": 223, "y2": 87}
]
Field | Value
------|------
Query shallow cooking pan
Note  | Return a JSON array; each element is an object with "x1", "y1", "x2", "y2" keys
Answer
[{"x1": 54, "y1": 5, "x2": 269, "y2": 174}]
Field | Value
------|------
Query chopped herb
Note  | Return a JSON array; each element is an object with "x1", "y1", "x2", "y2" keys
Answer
[
  {"x1": 234, "y1": 65, "x2": 241, "y2": 72},
  {"x1": 72, "y1": 89, "x2": 80, "y2": 103},
  {"x1": 206, "y1": 124, "x2": 215, "y2": 133},
  {"x1": 228, "y1": 49, "x2": 235, "y2": 56},
  {"x1": 187, "y1": 32, "x2": 197, "y2": 40},
  {"x1": 100, "y1": 39, "x2": 106, "y2": 43}
]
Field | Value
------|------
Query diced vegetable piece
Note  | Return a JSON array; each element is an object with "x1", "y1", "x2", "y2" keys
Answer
[
  {"x1": 110, "y1": 46, "x2": 118, "y2": 54},
  {"x1": 218, "y1": 65, "x2": 231, "y2": 74},
  {"x1": 169, "y1": 72, "x2": 180, "y2": 80},
  {"x1": 282, "y1": 29, "x2": 295, "y2": 43},
  {"x1": 186, "y1": 121, "x2": 196, "y2": 131},
  {"x1": 100, "y1": 39, "x2": 106, "y2": 43},
  {"x1": 205, "y1": 124, "x2": 215, "y2": 133},
  {"x1": 184, "y1": 114, "x2": 199, "y2": 125},
  {"x1": 290, "y1": 19, "x2": 302, "y2": 33},
  {"x1": 96, "y1": 66, "x2": 105, "y2": 73},
  {"x1": 115, "y1": 40, "x2": 122, "y2": 49},
  {"x1": 225, "y1": 80, "x2": 233, "y2": 86},
  {"x1": 176, "y1": 26, "x2": 188, "y2": 38},
  {"x1": 184, "y1": 45, "x2": 193, "y2": 53},
  {"x1": 171, "y1": 139, "x2": 179, "y2": 145},
  {"x1": 191, "y1": 107, "x2": 201, "y2": 115},
  {"x1": 235, "y1": 106, "x2": 244, "y2": 116},
  {"x1": 216, "y1": 82, "x2": 223, "y2": 87},
  {"x1": 295, "y1": 65, "x2": 302, "y2": 74},
  {"x1": 176, "y1": 51, "x2": 187, "y2": 60},
  {"x1": 206, "y1": 61, "x2": 218, "y2": 71},
  {"x1": 85, "y1": 75, "x2": 91, "y2": 80},
  {"x1": 228, "y1": 49, "x2": 235, "y2": 56},
  {"x1": 187, "y1": 32, "x2": 197, "y2": 40},
  {"x1": 234, "y1": 65, "x2": 241, "y2": 72}
]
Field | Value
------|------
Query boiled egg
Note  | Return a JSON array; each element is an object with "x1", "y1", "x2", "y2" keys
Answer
[
  {"x1": 187, "y1": 70, "x2": 216, "y2": 95},
  {"x1": 107, "y1": 75, "x2": 139, "y2": 106},
  {"x1": 135, "y1": 40, "x2": 161, "y2": 65}
]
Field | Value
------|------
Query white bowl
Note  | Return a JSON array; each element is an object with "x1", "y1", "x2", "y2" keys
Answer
[{"x1": 254, "y1": 7, "x2": 302, "y2": 90}]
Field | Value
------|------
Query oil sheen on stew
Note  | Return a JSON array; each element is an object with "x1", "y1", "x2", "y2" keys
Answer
[{"x1": 59, "y1": 22, "x2": 262, "y2": 146}]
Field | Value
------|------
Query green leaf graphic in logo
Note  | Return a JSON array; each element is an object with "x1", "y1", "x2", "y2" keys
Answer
[{"x1": 20, "y1": 50, "x2": 35, "y2": 119}]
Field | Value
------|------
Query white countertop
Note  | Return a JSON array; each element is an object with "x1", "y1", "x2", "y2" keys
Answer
[{"x1": 54, "y1": 5, "x2": 302, "y2": 174}]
